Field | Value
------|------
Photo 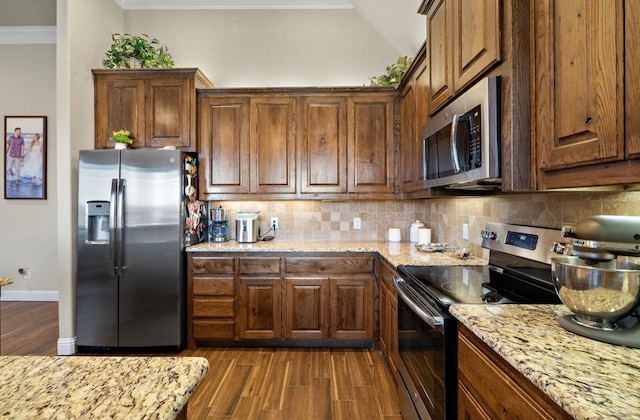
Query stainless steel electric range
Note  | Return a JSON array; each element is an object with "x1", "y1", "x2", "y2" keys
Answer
[{"x1": 394, "y1": 223, "x2": 566, "y2": 420}]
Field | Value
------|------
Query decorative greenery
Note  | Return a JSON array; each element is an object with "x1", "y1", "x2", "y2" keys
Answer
[
  {"x1": 369, "y1": 56, "x2": 414, "y2": 88},
  {"x1": 110, "y1": 129, "x2": 134, "y2": 144},
  {"x1": 103, "y1": 33, "x2": 174, "y2": 69}
]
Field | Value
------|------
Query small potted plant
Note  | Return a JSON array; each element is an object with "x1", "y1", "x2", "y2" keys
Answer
[
  {"x1": 103, "y1": 33, "x2": 175, "y2": 69},
  {"x1": 369, "y1": 55, "x2": 414, "y2": 88},
  {"x1": 110, "y1": 129, "x2": 134, "y2": 149}
]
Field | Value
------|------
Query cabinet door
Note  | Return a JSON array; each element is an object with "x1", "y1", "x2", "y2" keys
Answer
[
  {"x1": 534, "y1": 1, "x2": 624, "y2": 172},
  {"x1": 250, "y1": 97, "x2": 297, "y2": 194},
  {"x1": 144, "y1": 77, "x2": 192, "y2": 149},
  {"x1": 427, "y1": 0, "x2": 454, "y2": 113},
  {"x1": 329, "y1": 276, "x2": 374, "y2": 340},
  {"x1": 399, "y1": 81, "x2": 416, "y2": 192},
  {"x1": 199, "y1": 95, "x2": 251, "y2": 194},
  {"x1": 413, "y1": 60, "x2": 428, "y2": 189},
  {"x1": 348, "y1": 95, "x2": 395, "y2": 195},
  {"x1": 284, "y1": 277, "x2": 329, "y2": 340},
  {"x1": 451, "y1": 0, "x2": 501, "y2": 90},
  {"x1": 299, "y1": 96, "x2": 348, "y2": 194},
  {"x1": 94, "y1": 77, "x2": 145, "y2": 149},
  {"x1": 626, "y1": 0, "x2": 640, "y2": 159},
  {"x1": 237, "y1": 277, "x2": 282, "y2": 340}
]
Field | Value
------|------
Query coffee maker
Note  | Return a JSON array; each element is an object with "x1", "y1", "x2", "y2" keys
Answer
[
  {"x1": 209, "y1": 205, "x2": 229, "y2": 242},
  {"x1": 552, "y1": 215, "x2": 640, "y2": 348}
]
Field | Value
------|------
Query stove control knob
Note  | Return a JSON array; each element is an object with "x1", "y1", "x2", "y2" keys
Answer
[
  {"x1": 481, "y1": 230, "x2": 497, "y2": 240},
  {"x1": 561, "y1": 226, "x2": 576, "y2": 238}
]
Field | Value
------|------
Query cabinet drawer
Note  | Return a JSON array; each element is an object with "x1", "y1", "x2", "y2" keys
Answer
[
  {"x1": 379, "y1": 258, "x2": 398, "y2": 290},
  {"x1": 238, "y1": 257, "x2": 281, "y2": 275},
  {"x1": 286, "y1": 257, "x2": 374, "y2": 275},
  {"x1": 190, "y1": 256, "x2": 234, "y2": 274},
  {"x1": 192, "y1": 277, "x2": 234, "y2": 296},
  {"x1": 193, "y1": 297, "x2": 234, "y2": 317},
  {"x1": 192, "y1": 320, "x2": 235, "y2": 339}
]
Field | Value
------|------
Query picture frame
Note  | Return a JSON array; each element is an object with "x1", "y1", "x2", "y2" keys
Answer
[{"x1": 4, "y1": 116, "x2": 47, "y2": 199}]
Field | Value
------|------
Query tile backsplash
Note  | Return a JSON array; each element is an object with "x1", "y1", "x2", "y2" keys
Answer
[{"x1": 211, "y1": 190, "x2": 640, "y2": 257}]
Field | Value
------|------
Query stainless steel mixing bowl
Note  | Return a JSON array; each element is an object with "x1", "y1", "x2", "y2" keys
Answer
[{"x1": 551, "y1": 256, "x2": 640, "y2": 329}]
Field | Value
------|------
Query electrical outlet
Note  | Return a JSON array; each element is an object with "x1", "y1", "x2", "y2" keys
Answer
[
  {"x1": 353, "y1": 217, "x2": 361, "y2": 230},
  {"x1": 270, "y1": 217, "x2": 279, "y2": 230},
  {"x1": 18, "y1": 267, "x2": 31, "y2": 279},
  {"x1": 462, "y1": 223, "x2": 469, "y2": 241}
]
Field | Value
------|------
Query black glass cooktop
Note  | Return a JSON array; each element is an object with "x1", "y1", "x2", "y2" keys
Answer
[{"x1": 398, "y1": 257, "x2": 561, "y2": 309}]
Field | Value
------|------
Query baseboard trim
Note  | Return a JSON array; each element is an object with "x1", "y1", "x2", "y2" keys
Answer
[
  {"x1": 0, "y1": 290, "x2": 59, "y2": 301},
  {"x1": 57, "y1": 337, "x2": 77, "y2": 356}
]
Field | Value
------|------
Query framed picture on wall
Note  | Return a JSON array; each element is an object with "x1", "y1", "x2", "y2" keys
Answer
[{"x1": 4, "y1": 116, "x2": 47, "y2": 200}]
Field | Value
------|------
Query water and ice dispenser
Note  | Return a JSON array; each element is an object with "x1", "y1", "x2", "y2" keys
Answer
[{"x1": 86, "y1": 201, "x2": 110, "y2": 243}]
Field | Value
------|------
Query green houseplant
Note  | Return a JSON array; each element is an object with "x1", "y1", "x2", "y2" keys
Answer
[
  {"x1": 103, "y1": 33, "x2": 175, "y2": 69},
  {"x1": 110, "y1": 129, "x2": 134, "y2": 149},
  {"x1": 369, "y1": 55, "x2": 413, "y2": 88}
]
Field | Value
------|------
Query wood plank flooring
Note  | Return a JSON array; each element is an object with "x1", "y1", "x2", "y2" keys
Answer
[{"x1": 0, "y1": 301, "x2": 401, "y2": 419}]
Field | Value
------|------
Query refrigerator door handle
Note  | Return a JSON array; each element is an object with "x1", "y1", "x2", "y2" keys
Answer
[
  {"x1": 116, "y1": 179, "x2": 126, "y2": 276},
  {"x1": 109, "y1": 178, "x2": 118, "y2": 275}
]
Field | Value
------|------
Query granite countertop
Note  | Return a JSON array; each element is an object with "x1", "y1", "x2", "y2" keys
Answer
[
  {"x1": 0, "y1": 355, "x2": 209, "y2": 419},
  {"x1": 188, "y1": 240, "x2": 487, "y2": 267},
  {"x1": 0, "y1": 277, "x2": 13, "y2": 286},
  {"x1": 450, "y1": 304, "x2": 640, "y2": 420}
]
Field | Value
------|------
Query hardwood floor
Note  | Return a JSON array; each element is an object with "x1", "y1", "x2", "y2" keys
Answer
[{"x1": 0, "y1": 301, "x2": 401, "y2": 419}]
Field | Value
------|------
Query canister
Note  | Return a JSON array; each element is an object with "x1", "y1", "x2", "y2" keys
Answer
[{"x1": 235, "y1": 211, "x2": 260, "y2": 243}]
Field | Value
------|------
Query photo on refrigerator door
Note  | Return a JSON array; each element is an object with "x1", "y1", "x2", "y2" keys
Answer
[{"x1": 4, "y1": 116, "x2": 47, "y2": 200}]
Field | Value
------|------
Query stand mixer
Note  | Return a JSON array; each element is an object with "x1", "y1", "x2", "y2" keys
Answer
[{"x1": 552, "y1": 215, "x2": 640, "y2": 348}]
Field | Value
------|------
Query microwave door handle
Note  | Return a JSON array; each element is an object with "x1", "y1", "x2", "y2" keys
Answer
[{"x1": 450, "y1": 114, "x2": 462, "y2": 173}]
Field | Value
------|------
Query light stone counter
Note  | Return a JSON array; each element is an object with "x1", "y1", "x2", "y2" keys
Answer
[
  {"x1": 0, "y1": 277, "x2": 12, "y2": 286},
  {"x1": 0, "y1": 355, "x2": 209, "y2": 419},
  {"x1": 188, "y1": 240, "x2": 487, "y2": 267},
  {"x1": 450, "y1": 304, "x2": 640, "y2": 420}
]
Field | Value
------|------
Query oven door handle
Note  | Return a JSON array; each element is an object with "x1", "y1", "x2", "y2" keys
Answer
[{"x1": 393, "y1": 276, "x2": 444, "y2": 328}]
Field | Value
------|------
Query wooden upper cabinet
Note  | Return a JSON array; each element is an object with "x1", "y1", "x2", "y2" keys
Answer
[
  {"x1": 532, "y1": 1, "x2": 640, "y2": 189},
  {"x1": 250, "y1": 97, "x2": 297, "y2": 194},
  {"x1": 199, "y1": 95, "x2": 250, "y2": 194},
  {"x1": 93, "y1": 68, "x2": 213, "y2": 151},
  {"x1": 425, "y1": 0, "x2": 500, "y2": 114},
  {"x1": 399, "y1": 44, "x2": 428, "y2": 196},
  {"x1": 534, "y1": 1, "x2": 623, "y2": 171},
  {"x1": 626, "y1": 0, "x2": 640, "y2": 159},
  {"x1": 198, "y1": 88, "x2": 396, "y2": 200},
  {"x1": 426, "y1": 0, "x2": 454, "y2": 112},
  {"x1": 348, "y1": 93, "x2": 396, "y2": 195},
  {"x1": 299, "y1": 96, "x2": 348, "y2": 194},
  {"x1": 452, "y1": 0, "x2": 501, "y2": 90}
]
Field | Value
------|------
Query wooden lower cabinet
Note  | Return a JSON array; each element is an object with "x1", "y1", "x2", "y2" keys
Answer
[
  {"x1": 378, "y1": 258, "x2": 399, "y2": 381},
  {"x1": 188, "y1": 252, "x2": 376, "y2": 346},
  {"x1": 236, "y1": 276, "x2": 282, "y2": 340},
  {"x1": 330, "y1": 276, "x2": 374, "y2": 341},
  {"x1": 284, "y1": 277, "x2": 329, "y2": 340},
  {"x1": 187, "y1": 255, "x2": 236, "y2": 348},
  {"x1": 457, "y1": 324, "x2": 571, "y2": 419}
]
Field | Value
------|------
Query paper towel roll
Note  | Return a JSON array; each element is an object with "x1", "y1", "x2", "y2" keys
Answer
[
  {"x1": 388, "y1": 228, "x2": 401, "y2": 242},
  {"x1": 418, "y1": 228, "x2": 431, "y2": 245}
]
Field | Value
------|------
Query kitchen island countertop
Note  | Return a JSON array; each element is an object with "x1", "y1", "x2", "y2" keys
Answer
[
  {"x1": 188, "y1": 240, "x2": 487, "y2": 267},
  {"x1": 0, "y1": 355, "x2": 209, "y2": 419},
  {"x1": 450, "y1": 304, "x2": 640, "y2": 420}
]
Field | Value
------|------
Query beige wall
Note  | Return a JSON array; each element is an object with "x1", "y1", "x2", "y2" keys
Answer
[
  {"x1": 0, "y1": 44, "x2": 57, "y2": 299},
  {"x1": 123, "y1": 9, "x2": 402, "y2": 87}
]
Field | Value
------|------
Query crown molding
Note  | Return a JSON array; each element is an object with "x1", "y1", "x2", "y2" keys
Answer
[
  {"x1": 113, "y1": 0, "x2": 352, "y2": 10},
  {"x1": 0, "y1": 26, "x2": 56, "y2": 45}
]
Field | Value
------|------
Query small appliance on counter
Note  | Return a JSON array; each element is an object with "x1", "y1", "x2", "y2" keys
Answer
[
  {"x1": 236, "y1": 211, "x2": 259, "y2": 243},
  {"x1": 209, "y1": 205, "x2": 229, "y2": 242},
  {"x1": 552, "y1": 215, "x2": 640, "y2": 348}
]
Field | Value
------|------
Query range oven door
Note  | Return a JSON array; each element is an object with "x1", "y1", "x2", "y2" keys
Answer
[{"x1": 394, "y1": 277, "x2": 457, "y2": 420}]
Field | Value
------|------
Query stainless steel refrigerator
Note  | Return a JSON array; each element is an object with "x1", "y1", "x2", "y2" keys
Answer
[{"x1": 76, "y1": 149, "x2": 196, "y2": 350}]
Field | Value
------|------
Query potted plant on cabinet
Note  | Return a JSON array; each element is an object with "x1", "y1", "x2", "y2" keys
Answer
[
  {"x1": 110, "y1": 129, "x2": 134, "y2": 149},
  {"x1": 103, "y1": 33, "x2": 174, "y2": 69},
  {"x1": 369, "y1": 56, "x2": 413, "y2": 88}
]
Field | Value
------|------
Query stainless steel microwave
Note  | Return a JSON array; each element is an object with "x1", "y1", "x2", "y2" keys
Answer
[{"x1": 423, "y1": 76, "x2": 501, "y2": 190}]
